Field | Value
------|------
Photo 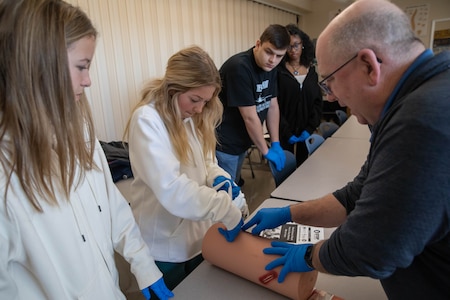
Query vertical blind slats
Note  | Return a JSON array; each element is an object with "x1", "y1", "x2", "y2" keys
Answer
[{"x1": 67, "y1": 0, "x2": 297, "y2": 141}]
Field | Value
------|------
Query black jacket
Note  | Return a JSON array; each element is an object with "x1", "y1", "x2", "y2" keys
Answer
[{"x1": 277, "y1": 62, "x2": 323, "y2": 144}]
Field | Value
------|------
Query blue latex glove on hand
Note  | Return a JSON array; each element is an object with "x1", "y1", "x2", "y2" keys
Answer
[
  {"x1": 288, "y1": 130, "x2": 310, "y2": 144},
  {"x1": 213, "y1": 175, "x2": 240, "y2": 199},
  {"x1": 241, "y1": 206, "x2": 292, "y2": 235},
  {"x1": 141, "y1": 277, "x2": 174, "y2": 300},
  {"x1": 218, "y1": 219, "x2": 244, "y2": 242},
  {"x1": 270, "y1": 141, "x2": 286, "y2": 166},
  {"x1": 264, "y1": 142, "x2": 286, "y2": 171},
  {"x1": 288, "y1": 134, "x2": 298, "y2": 145},
  {"x1": 264, "y1": 242, "x2": 314, "y2": 283},
  {"x1": 298, "y1": 130, "x2": 311, "y2": 142}
]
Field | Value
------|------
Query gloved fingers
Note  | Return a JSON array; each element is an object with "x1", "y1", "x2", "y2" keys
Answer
[
  {"x1": 263, "y1": 245, "x2": 288, "y2": 256},
  {"x1": 274, "y1": 160, "x2": 282, "y2": 172},
  {"x1": 251, "y1": 223, "x2": 269, "y2": 235},
  {"x1": 213, "y1": 180, "x2": 231, "y2": 192},
  {"x1": 298, "y1": 131, "x2": 311, "y2": 142},
  {"x1": 231, "y1": 184, "x2": 241, "y2": 199},
  {"x1": 288, "y1": 135, "x2": 297, "y2": 144},
  {"x1": 218, "y1": 219, "x2": 243, "y2": 242},
  {"x1": 149, "y1": 278, "x2": 174, "y2": 300},
  {"x1": 213, "y1": 176, "x2": 233, "y2": 192},
  {"x1": 274, "y1": 156, "x2": 283, "y2": 171},
  {"x1": 154, "y1": 288, "x2": 174, "y2": 300},
  {"x1": 218, "y1": 227, "x2": 231, "y2": 241},
  {"x1": 278, "y1": 266, "x2": 290, "y2": 283},
  {"x1": 213, "y1": 175, "x2": 227, "y2": 186},
  {"x1": 265, "y1": 255, "x2": 287, "y2": 271},
  {"x1": 271, "y1": 241, "x2": 293, "y2": 248},
  {"x1": 153, "y1": 286, "x2": 174, "y2": 300},
  {"x1": 141, "y1": 288, "x2": 151, "y2": 300},
  {"x1": 220, "y1": 181, "x2": 232, "y2": 192},
  {"x1": 243, "y1": 216, "x2": 269, "y2": 235},
  {"x1": 241, "y1": 214, "x2": 261, "y2": 231}
]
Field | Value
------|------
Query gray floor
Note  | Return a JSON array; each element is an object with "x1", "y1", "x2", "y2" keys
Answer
[{"x1": 240, "y1": 148, "x2": 275, "y2": 214}]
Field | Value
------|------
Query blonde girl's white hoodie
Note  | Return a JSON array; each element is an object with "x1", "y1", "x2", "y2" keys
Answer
[{"x1": 128, "y1": 103, "x2": 242, "y2": 262}]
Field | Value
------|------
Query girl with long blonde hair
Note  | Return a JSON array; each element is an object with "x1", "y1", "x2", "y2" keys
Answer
[{"x1": 124, "y1": 46, "x2": 247, "y2": 290}]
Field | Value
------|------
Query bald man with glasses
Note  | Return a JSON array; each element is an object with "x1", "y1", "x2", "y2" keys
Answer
[{"x1": 241, "y1": 0, "x2": 450, "y2": 298}]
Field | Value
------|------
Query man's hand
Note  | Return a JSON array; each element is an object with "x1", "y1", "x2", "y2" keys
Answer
[
  {"x1": 241, "y1": 206, "x2": 292, "y2": 235},
  {"x1": 264, "y1": 242, "x2": 314, "y2": 282}
]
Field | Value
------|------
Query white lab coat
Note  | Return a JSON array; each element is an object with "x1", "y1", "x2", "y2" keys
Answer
[
  {"x1": 128, "y1": 104, "x2": 242, "y2": 262},
  {"x1": 0, "y1": 139, "x2": 162, "y2": 299}
]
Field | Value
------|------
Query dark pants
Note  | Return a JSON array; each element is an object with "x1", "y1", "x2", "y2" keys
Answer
[{"x1": 150, "y1": 254, "x2": 204, "y2": 299}]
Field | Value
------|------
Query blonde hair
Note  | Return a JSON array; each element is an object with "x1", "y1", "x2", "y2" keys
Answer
[
  {"x1": 0, "y1": 0, "x2": 98, "y2": 211},
  {"x1": 124, "y1": 46, "x2": 222, "y2": 163}
]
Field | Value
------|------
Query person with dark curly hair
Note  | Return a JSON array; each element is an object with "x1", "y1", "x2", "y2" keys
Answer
[{"x1": 277, "y1": 24, "x2": 323, "y2": 167}]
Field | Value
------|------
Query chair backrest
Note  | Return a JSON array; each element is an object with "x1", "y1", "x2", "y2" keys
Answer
[
  {"x1": 318, "y1": 121, "x2": 339, "y2": 139},
  {"x1": 335, "y1": 110, "x2": 348, "y2": 125},
  {"x1": 305, "y1": 133, "x2": 325, "y2": 155},
  {"x1": 268, "y1": 150, "x2": 297, "y2": 187}
]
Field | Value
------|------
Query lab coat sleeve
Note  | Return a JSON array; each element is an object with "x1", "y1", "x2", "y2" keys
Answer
[
  {"x1": 95, "y1": 140, "x2": 162, "y2": 289},
  {"x1": 128, "y1": 108, "x2": 242, "y2": 230},
  {"x1": 205, "y1": 152, "x2": 231, "y2": 187},
  {"x1": 0, "y1": 207, "x2": 19, "y2": 299}
]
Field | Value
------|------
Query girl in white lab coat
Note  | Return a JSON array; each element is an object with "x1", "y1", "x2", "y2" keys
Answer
[
  {"x1": 124, "y1": 46, "x2": 247, "y2": 291},
  {"x1": 0, "y1": 1, "x2": 172, "y2": 299}
]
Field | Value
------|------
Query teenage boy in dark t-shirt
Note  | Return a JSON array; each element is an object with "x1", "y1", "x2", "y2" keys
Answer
[{"x1": 216, "y1": 24, "x2": 290, "y2": 183}]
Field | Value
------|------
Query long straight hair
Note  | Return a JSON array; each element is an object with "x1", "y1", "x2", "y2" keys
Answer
[
  {"x1": 0, "y1": 0, "x2": 98, "y2": 211},
  {"x1": 124, "y1": 46, "x2": 222, "y2": 164}
]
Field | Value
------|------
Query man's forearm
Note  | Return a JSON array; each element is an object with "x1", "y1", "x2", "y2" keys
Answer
[{"x1": 290, "y1": 193, "x2": 347, "y2": 228}]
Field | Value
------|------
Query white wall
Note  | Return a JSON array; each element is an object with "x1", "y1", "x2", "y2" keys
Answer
[
  {"x1": 67, "y1": 0, "x2": 449, "y2": 142},
  {"x1": 302, "y1": 0, "x2": 450, "y2": 47},
  {"x1": 67, "y1": 0, "x2": 297, "y2": 142}
]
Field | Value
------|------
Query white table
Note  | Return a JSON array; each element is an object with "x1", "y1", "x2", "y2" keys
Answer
[
  {"x1": 331, "y1": 115, "x2": 372, "y2": 140},
  {"x1": 173, "y1": 198, "x2": 387, "y2": 299},
  {"x1": 271, "y1": 137, "x2": 370, "y2": 201}
]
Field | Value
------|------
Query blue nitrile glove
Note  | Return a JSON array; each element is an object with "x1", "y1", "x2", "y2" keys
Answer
[
  {"x1": 218, "y1": 219, "x2": 244, "y2": 242},
  {"x1": 288, "y1": 135, "x2": 298, "y2": 144},
  {"x1": 241, "y1": 206, "x2": 292, "y2": 235},
  {"x1": 264, "y1": 242, "x2": 314, "y2": 283},
  {"x1": 264, "y1": 142, "x2": 285, "y2": 171},
  {"x1": 213, "y1": 175, "x2": 240, "y2": 199},
  {"x1": 270, "y1": 141, "x2": 286, "y2": 166},
  {"x1": 141, "y1": 277, "x2": 174, "y2": 300},
  {"x1": 288, "y1": 131, "x2": 310, "y2": 144},
  {"x1": 297, "y1": 130, "x2": 310, "y2": 142}
]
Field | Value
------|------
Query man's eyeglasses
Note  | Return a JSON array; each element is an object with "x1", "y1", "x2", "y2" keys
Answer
[
  {"x1": 288, "y1": 42, "x2": 302, "y2": 51},
  {"x1": 318, "y1": 54, "x2": 357, "y2": 95},
  {"x1": 318, "y1": 53, "x2": 382, "y2": 95}
]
